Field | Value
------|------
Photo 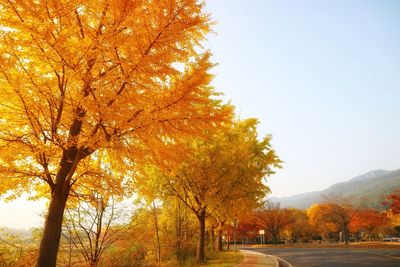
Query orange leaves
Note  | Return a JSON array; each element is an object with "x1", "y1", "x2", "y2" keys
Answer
[
  {"x1": 307, "y1": 203, "x2": 339, "y2": 234},
  {"x1": 350, "y1": 209, "x2": 388, "y2": 234},
  {"x1": 0, "y1": 1, "x2": 275, "y2": 265},
  {"x1": 254, "y1": 203, "x2": 296, "y2": 244},
  {"x1": 383, "y1": 188, "x2": 400, "y2": 214},
  {"x1": 0, "y1": 0, "x2": 230, "y2": 198}
]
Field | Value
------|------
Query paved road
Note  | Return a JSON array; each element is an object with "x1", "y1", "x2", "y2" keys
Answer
[{"x1": 249, "y1": 247, "x2": 400, "y2": 267}]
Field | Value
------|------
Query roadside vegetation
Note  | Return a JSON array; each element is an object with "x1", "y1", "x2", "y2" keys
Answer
[
  {"x1": 1, "y1": 189, "x2": 400, "y2": 266},
  {"x1": 231, "y1": 193, "x2": 400, "y2": 247},
  {"x1": 0, "y1": 1, "x2": 399, "y2": 267}
]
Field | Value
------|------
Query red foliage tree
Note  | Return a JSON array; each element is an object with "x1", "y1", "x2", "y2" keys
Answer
[
  {"x1": 351, "y1": 209, "x2": 388, "y2": 241},
  {"x1": 383, "y1": 189, "x2": 400, "y2": 214}
]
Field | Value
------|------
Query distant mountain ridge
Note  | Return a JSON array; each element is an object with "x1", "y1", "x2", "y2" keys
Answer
[{"x1": 271, "y1": 169, "x2": 400, "y2": 210}]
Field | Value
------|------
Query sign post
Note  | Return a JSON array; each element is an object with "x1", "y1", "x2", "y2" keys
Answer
[{"x1": 259, "y1": 230, "x2": 265, "y2": 245}]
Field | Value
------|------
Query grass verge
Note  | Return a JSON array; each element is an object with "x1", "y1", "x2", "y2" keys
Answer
[{"x1": 201, "y1": 250, "x2": 243, "y2": 267}]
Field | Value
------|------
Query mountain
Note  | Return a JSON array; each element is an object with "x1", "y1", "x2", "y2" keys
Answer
[{"x1": 271, "y1": 169, "x2": 400, "y2": 210}]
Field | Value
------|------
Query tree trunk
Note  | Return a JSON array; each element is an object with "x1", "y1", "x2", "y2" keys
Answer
[
  {"x1": 227, "y1": 225, "x2": 230, "y2": 250},
  {"x1": 210, "y1": 225, "x2": 215, "y2": 252},
  {"x1": 36, "y1": 107, "x2": 87, "y2": 266},
  {"x1": 36, "y1": 185, "x2": 69, "y2": 267},
  {"x1": 175, "y1": 201, "x2": 182, "y2": 259},
  {"x1": 343, "y1": 224, "x2": 349, "y2": 245},
  {"x1": 152, "y1": 201, "x2": 161, "y2": 263},
  {"x1": 272, "y1": 233, "x2": 278, "y2": 245},
  {"x1": 196, "y1": 209, "x2": 206, "y2": 263},
  {"x1": 215, "y1": 224, "x2": 223, "y2": 252}
]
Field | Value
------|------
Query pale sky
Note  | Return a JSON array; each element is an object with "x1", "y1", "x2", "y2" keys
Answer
[
  {"x1": 1, "y1": 0, "x2": 400, "y2": 229},
  {"x1": 205, "y1": 0, "x2": 400, "y2": 197}
]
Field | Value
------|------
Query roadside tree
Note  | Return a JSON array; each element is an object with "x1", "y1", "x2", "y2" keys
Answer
[
  {"x1": 283, "y1": 209, "x2": 313, "y2": 243},
  {"x1": 383, "y1": 189, "x2": 400, "y2": 214},
  {"x1": 351, "y1": 209, "x2": 388, "y2": 241},
  {"x1": 309, "y1": 198, "x2": 358, "y2": 244},
  {"x1": 0, "y1": 0, "x2": 230, "y2": 265},
  {"x1": 307, "y1": 203, "x2": 338, "y2": 241},
  {"x1": 138, "y1": 119, "x2": 280, "y2": 262},
  {"x1": 255, "y1": 203, "x2": 295, "y2": 245}
]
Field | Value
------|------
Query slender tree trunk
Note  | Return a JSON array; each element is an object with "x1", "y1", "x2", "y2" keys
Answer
[
  {"x1": 175, "y1": 202, "x2": 182, "y2": 260},
  {"x1": 152, "y1": 201, "x2": 161, "y2": 263},
  {"x1": 215, "y1": 222, "x2": 223, "y2": 251},
  {"x1": 215, "y1": 233, "x2": 222, "y2": 251},
  {"x1": 210, "y1": 225, "x2": 215, "y2": 252},
  {"x1": 227, "y1": 225, "x2": 230, "y2": 250},
  {"x1": 37, "y1": 185, "x2": 69, "y2": 267},
  {"x1": 196, "y1": 209, "x2": 206, "y2": 263},
  {"x1": 343, "y1": 223, "x2": 349, "y2": 245},
  {"x1": 272, "y1": 233, "x2": 278, "y2": 245}
]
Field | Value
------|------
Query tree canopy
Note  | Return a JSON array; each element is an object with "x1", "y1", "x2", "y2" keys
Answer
[
  {"x1": 138, "y1": 119, "x2": 281, "y2": 261},
  {"x1": 0, "y1": 1, "x2": 231, "y2": 265}
]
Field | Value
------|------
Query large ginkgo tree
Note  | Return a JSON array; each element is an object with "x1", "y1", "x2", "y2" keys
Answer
[{"x1": 0, "y1": 0, "x2": 231, "y2": 265}]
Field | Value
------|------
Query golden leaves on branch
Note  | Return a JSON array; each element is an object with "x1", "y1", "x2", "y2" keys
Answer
[{"x1": 0, "y1": 0, "x2": 230, "y2": 198}]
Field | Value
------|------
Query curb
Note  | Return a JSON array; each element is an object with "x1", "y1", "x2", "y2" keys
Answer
[
  {"x1": 264, "y1": 254, "x2": 279, "y2": 267},
  {"x1": 237, "y1": 249, "x2": 293, "y2": 267},
  {"x1": 265, "y1": 254, "x2": 293, "y2": 267}
]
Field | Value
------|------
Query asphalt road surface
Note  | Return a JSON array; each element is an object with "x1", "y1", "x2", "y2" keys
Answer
[{"x1": 249, "y1": 247, "x2": 400, "y2": 267}]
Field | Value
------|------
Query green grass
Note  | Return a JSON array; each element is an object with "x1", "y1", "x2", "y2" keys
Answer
[{"x1": 201, "y1": 250, "x2": 243, "y2": 267}]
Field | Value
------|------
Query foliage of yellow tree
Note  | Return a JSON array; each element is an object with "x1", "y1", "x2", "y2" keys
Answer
[
  {"x1": 211, "y1": 182, "x2": 263, "y2": 252},
  {"x1": 0, "y1": 1, "x2": 231, "y2": 265},
  {"x1": 307, "y1": 203, "x2": 338, "y2": 240},
  {"x1": 282, "y1": 209, "x2": 313, "y2": 243},
  {"x1": 307, "y1": 199, "x2": 359, "y2": 244},
  {"x1": 139, "y1": 119, "x2": 280, "y2": 262},
  {"x1": 0, "y1": 229, "x2": 24, "y2": 266},
  {"x1": 154, "y1": 197, "x2": 197, "y2": 262},
  {"x1": 386, "y1": 212, "x2": 400, "y2": 236}
]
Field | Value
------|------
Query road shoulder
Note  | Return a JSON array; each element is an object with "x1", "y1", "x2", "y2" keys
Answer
[{"x1": 235, "y1": 249, "x2": 279, "y2": 267}]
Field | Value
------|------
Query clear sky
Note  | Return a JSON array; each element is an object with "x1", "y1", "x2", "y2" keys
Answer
[
  {"x1": 1, "y1": 0, "x2": 400, "y2": 229},
  {"x1": 205, "y1": 0, "x2": 400, "y2": 197}
]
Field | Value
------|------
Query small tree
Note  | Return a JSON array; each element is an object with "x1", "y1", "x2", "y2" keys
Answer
[
  {"x1": 351, "y1": 209, "x2": 388, "y2": 241},
  {"x1": 0, "y1": 230, "x2": 23, "y2": 266},
  {"x1": 284, "y1": 209, "x2": 312, "y2": 243},
  {"x1": 310, "y1": 196, "x2": 360, "y2": 244},
  {"x1": 62, "y1": 192, "x2": 130, "y2": 267},
  {"x1": 383, "y1": 189, "x2": 400, "y2": 214},
  {"x1": 307, "y1": 203, "x2": 338, "y2": 241},
  {"x1": 255, "y1": 203, "x2": 295, "y2": 245}
]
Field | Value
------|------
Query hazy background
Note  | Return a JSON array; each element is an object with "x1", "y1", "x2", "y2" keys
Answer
[{"x1": 1, "y1": 0, "x2": 400, "y2": 229}]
